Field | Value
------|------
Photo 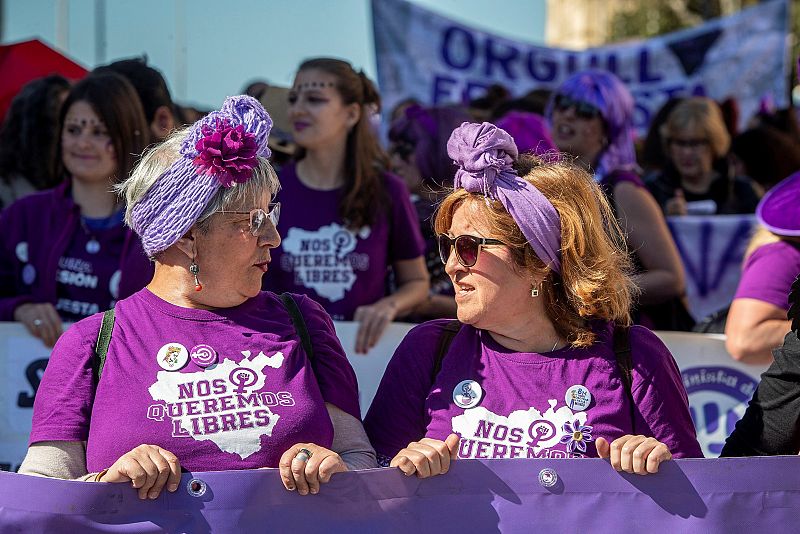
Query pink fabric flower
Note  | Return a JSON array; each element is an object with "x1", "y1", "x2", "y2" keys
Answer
[{"x1": 193, "y1": 119, "x2": 259, "y2": 187}]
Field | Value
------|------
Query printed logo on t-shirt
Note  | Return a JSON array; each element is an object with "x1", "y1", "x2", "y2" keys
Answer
[
  {"x1": 147, "y1": 349, "x2": 292, "y2": 459},
  {"x1": 451, "y1": 400, "x2": 592, "y2": 459},
  {"x1": 279, "y1": 223, "x2": 371, "y2": 302}
]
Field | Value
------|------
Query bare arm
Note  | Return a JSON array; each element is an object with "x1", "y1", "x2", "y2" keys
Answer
[
  {"x1": 725, "y1": 298, "x2": 791, "y2": 364},
  {"x1": 614, "y1": 182, "x2": 685, "y2": 304},
  {"x1": 327, "y1": 402, "x2": 377, "y2": 470},
  {"x1": 353, "y1": 256, "x2": 429, "y2": 353}
]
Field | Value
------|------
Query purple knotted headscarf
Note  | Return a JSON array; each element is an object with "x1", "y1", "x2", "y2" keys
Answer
[
  {"x1": 129, "y1": 95, "x2": 273, "y2": 257},
  {"x1": 447, "y1": 122, "x2": 562, "y2": 274}
]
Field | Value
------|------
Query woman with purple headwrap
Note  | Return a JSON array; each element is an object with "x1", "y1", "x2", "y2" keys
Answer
[
  {"x1": 19, "y1": 95, "x2": 376, "y2": 499},
  {"x1": 725, "y1": 172, "x2": 800, "y2": 364},
  {"x1": 547, "y1": 70, "x2": 691, "y2": 331},
  {"x1": 365, "y1": 122, "x2": 702, "y2": 479}
]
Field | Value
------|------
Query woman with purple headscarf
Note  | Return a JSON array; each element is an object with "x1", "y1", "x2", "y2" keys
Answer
[
  {"x1": 365, "y1": 122, "x2": 701, "y2": 479},
  {"x1": 19, "y1": 95, "x2": 376, "y2": 499},
  {"x1": 547, "y1": 70, "x2": 691, "y2": 331}
]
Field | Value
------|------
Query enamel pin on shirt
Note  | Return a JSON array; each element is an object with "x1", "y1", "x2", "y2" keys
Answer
[
  {"x1": 189, "y1": 344, "x2": 218, "y2": 367},
  {"x1": 453, "y1": 380, "x2": 483, "y2": 409}
]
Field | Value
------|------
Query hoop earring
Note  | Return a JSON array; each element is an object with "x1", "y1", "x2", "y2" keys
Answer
[
  {"x1": 531, "y1": 285, "x2": 539, "y2": 298},
  {"x1": 190, "y1": 260, "x2": 202, "y2": 292}
]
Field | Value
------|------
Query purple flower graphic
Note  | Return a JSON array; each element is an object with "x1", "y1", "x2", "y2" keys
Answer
[
  {"x1": 559, "y1": 419, "x2": 594, "y2": 454},
  {"x1": 193, "y1": 118, "x2": 258, "y2": 187}
]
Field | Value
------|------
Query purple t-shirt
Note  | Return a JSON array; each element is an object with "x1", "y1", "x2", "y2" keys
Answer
[
  {"x1": 30, "y1": 289, "x2": 361, "y2": 472},
  {"x1": 734, "y1": 241, "x2": 800, "y2": 310},
  {"x1": 365, "y1": 320, "x2": 702, "y2": 461},
  {"x1": 263, "y1": 163, "x2": 425, "y2": 320},
  {"x1": 55, "y1": 216, "x2": 128, "y2": 322}
]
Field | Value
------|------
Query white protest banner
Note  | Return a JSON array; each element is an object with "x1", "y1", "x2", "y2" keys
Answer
[
  {"x1": 667, "y1": 214, "x2": 756, "y2": 321},
  {"x1": 372, "y1": 0, "x2": 790, "y2": 133},
  {"x1": 0, "y1": 322, "x2": 769, "y2": 469}
]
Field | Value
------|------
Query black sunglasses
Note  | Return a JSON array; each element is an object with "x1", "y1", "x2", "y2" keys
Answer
[
  {"x1": 554, "y1": 94, "x2": 602, "y2": 120},
  {"x1": 437, "y1": 234, "x2": 506, "y2": 268}
]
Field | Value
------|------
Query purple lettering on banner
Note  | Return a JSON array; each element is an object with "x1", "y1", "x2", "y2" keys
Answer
[
  {"x1": 638, "y1": 48, "x2": 662, "y2": 83},
  {"x1": 525, "y1": 50, "x2": 557, "y2": 82},
  {"x1": 462, "y1": 81, "x2": 490, "y2": 103},
  {"x1": 484, "y1": 38, "x2": 519, "y2": 80},
  {"x1": 1, "y1": 458, "x2": 799, "y2": 531},
  {"x1": 441, "y1": 26, "x2": 476, "y2": 70}
]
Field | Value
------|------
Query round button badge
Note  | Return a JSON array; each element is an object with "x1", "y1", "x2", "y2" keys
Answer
[
  {"x1": 565, "y1": 385, "x2": 592, "y2": 411},
  {"x1": 157, "y1": 343, "x2": 189, "y2": 371},
  {"x1": 453, "y1": 380, "x2": 483, "y2": 409},
  {"x1": 190, "y1": 344, "x2": 218, "y2": 367}
]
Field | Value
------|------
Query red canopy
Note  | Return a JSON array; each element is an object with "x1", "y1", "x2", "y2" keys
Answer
[{"x1": 0, "y1": 39, "x2": 88, "y2": 122}]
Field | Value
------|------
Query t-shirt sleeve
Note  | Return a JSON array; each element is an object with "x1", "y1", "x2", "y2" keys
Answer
[
  {"x1": 720, "y1": 332, "x2": 800, "y2": 457},
  {"x1": 29, "y1": 314, "x2": 103, "y2": 444},
  {"x1": 628, "y1": 326, "x2": 704, "y2": 458},
  {"x1": 734, "y1": 243, "x2": 800, "y2": 310},
  {"x1": 295, "y1": 294, "x2": 361, "y2": 421},
  {"x1": 363, "y1": 320, "x2": 446, "y2": 459},
  {"x1": 385, "y1": 173, "x2": 426, "y2": 262}
]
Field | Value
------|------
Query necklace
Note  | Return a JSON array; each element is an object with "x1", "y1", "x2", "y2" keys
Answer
[
  {"x1": 79, "y1": 217, "x2": 101, "y2": 254},
  {"x1": 551, "y1": 338, "x2": 561, "y2": 352}
]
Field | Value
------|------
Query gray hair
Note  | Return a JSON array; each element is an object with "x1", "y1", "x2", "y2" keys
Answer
[{"x1": 117, "y1": 127, "x2": 281, "y2": 234}]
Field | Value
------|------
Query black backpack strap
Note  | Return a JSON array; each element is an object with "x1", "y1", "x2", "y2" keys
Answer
[
  {"x1": 93, "y1": 308, "x2": 116, "y2": 383},
  {"x1": 612, "y1": 323, "x2": 636, "y2": 433},
  {"x1": 431, "y1": 320, "x2": 462, "y2": 383},
  {"x1": 280, "y1": 293, "x2": 314, "y2": 363}
]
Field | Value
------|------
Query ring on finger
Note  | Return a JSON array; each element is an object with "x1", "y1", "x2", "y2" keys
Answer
[
  {"x1": 33, "y1": 318, "x2": 43, "y2": 328},
  {"x1": 294, "y1": 448, "x2": 313, "y2": 462}
]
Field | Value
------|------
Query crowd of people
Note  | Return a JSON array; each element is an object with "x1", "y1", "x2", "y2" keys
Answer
[{"x1": 0, "y1": 54, "x2": 798, "y2": 496}]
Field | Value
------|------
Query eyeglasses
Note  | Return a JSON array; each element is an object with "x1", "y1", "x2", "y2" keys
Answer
[
  {"x1": 554, "y1": 94, "x2": 602, "y2": 120},
  {"x1": 668, "y1": 138, "x2": 710, "y2": 150},
  {"x1": 437, "y1": 234, "x2": 506, "y2": 268},
  {"x1": 218, "y1": 202, "x2": 280, "y2": 236}
]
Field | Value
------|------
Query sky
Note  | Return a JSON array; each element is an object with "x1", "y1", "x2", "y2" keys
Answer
[{"x1": 1, "y1": 0, "x2": 546, "y2": 108}]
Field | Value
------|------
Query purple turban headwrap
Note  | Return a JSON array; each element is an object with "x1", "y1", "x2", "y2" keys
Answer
[
  {"x1": 447, "y1": 122, "x2": 562, "y2": 274},
  {"x1": 129, "y1": 95, "x2": 273, "y2": 257}
]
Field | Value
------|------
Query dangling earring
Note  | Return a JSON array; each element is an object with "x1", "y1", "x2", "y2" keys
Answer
[
  {"x1": 531, "y1": 285, "x2": 539, "y2": 298},
  {"x1": 190, "y1": 260, "x2": 202, "y2": 291}
]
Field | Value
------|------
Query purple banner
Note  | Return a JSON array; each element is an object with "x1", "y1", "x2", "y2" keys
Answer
[{"x1": 2, "y1": 458, "x2": 799, "y2": 532}]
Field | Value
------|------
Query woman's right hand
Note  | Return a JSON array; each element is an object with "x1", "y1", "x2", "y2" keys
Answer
[
  {"x1": 13, "y1": 302, "x2": 63, "y2": 347},
  {"x1": 390, "y1": 433, "x2": 460, "y2": 478},
  {"x1": 97, "y1": 444, "x2": 182, "y2": 500}
]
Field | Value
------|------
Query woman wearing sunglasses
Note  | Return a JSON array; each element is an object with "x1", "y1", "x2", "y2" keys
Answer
[
  {"x1": 365, "y1": 122, "x2": 701, "y2": 478},
  {"x1": 546, "y1": 70, "x2": 691, "y2": 331},
  {"x1": 20, "y1": 96, "x2": 376, "y2": 499}
]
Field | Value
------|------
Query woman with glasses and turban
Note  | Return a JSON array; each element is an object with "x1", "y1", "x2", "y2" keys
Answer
[
  {"x1": 546, "y1": 70, "x2": 691, "y2": 331},
  {"x1": 19, "y1": 96, "x2": 376, "y2": 499},
  {"x1": 364, "y1": 122, "x2": 702, "y2": 478}
]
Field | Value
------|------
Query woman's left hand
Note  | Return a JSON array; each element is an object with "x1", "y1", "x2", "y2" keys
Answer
[
  {"x1": 596, "y1": 435, "x2": 672, "y2": 475},
  {"x1": 278, "y1": 443, "x2": 347, "y2": 495},
  {"x1": 353, "y1": 300, "x2": 398, "y2": 354}
]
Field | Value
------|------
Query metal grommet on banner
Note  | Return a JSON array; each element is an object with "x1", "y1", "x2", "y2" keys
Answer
[
  {"x1": 187, "y1": 478, "x2": 207, "y2": 497},
  {"x1": 538, "y1": 468, "x2": 558, "y2": 488}
]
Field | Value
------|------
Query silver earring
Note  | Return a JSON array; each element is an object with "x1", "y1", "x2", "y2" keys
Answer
[
  {"x1": 190, "y1": 260, "x2": 202, "y2": 292},
  {"x1": 531, "y1": 286, "x2": 539, "y2": 298}
]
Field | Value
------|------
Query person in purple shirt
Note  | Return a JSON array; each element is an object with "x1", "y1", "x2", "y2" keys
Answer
[
  {"x1": 264, "y1": 58, "x2": 429, "y2": 354},
  {"x1": 365, "y1": 122, "x2": 702, "y2": 479},
  {"x1": 19, "y1": 96, "x2": 375, "y2": 499},
  {"x1": 546, "y1": 70, "x2": 691, "y2": 331},
  {"x1": 726, "y1": 171, "x2": 800, "y2": 363},
  {"x1": 0, "y1": 72, "x2": 153, "y2": 346}
]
